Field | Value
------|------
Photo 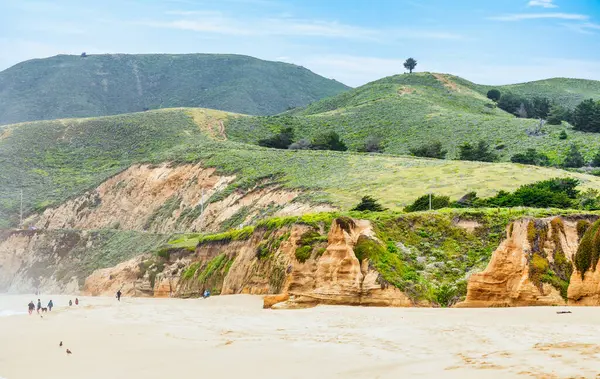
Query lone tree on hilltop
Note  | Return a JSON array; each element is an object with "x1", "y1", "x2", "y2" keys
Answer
[
  {"x1": 403, "y1": 58, "x2": 417, "y2": 73},
  {"x1": 486, "y1": 89, "x2": 501, "y2": 102}
]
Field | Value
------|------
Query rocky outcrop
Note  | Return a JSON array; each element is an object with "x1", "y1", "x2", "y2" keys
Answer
[
  {"x1": 458, "y1": 216, "x2": 592, "y2": 307},
  {"x1": 272, "y1": 218, "x2": 412, "y2": 308},
  {"x1": 26, "y1": 162, "x2": 334, "y2": 234},
  {"x1": 82, "y1": 218, "x2": 414, "y2": 308}
]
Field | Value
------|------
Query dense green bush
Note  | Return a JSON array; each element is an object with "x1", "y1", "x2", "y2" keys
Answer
[
  {"x1": 478, "y1": 178, "x2": 578, "y2": 209},
  {"x1": 404, "y1": 194, "x2": 450, "y2": 212},
  {"x1": 258, "y1": 127, "x2": 295, "y2": 149},
  {"x1": 574, "y1": 219, "x2": 600, "y2": 277},
  {"x1": 562, "y1": 144, "x2": 585, "y2": 168},
  {"x1": 351, "y1": 196, "x2": 386, "y2": 212},
  {"x1": 559, "y1": 130, "x2": 568, "y2": 140},
  {"x1": 357, "y1": 136, "x2": 384, "y2": 153},
  {"x1": 410, "y1": 141, "x2": 447, "y2": 159},
  {"x1": 547, "y1": 104, "x2": 571, "y2": 125},
  {"x1": 458, "y1": 140, "x2": 497, "y2": 162},
  {"x1": 311, "y1": 131, "x2": 347, "y2": 151},
  {"x1": 510, "y1": 148, "x2": 550, "y2": 166},
  {"x1": 572, "y1": 99, "x2": 600, "y2": 133},
  {"x1": 486, "y1": 89, "x2": 501, "y2": 102}
]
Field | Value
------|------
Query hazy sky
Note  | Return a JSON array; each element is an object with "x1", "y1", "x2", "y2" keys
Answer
[{"x1": 1, "y1": 0, "x2": 600, "y2": 86}]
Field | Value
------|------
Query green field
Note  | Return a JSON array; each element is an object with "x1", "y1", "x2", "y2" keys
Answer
[
  {"x1": 3, "y1": 107, "x2": 600, "y2": 228},
  {"x1": 225, "y1": 72, "x2": 600, "y2": 163},
  {"x1": 0, "y1": 53, "x2": 349, "y2": 125}
]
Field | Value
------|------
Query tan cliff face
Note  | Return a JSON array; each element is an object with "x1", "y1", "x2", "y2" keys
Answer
[
  {"x1": 458, "y1": 216, "x2": 594, "y2": 308},
  {"x1": 82, "y1": 218, "x2": 414, "y2": 308},
  {"x1": 26, "y1": 162, "x2": 334, "y2": 234},
  {"x1": 568, "y1": 219, "x2": 600, "y2": 305}
]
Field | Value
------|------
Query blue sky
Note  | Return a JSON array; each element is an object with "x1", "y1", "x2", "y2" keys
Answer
[{"x1": 1, "y1": 0, "x2": 600, "y2": 86}]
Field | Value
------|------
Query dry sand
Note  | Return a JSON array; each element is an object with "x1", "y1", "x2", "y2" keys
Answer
[{"x1": 1, "y1": 295, "x2": 600, "y2": 379}]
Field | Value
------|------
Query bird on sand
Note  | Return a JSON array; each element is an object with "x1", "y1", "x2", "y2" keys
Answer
[
  {"x1": 59, "y1": 341, "x2": 63, "y2": 347},
  {"x1": 66, "y1": 349, "x2": 72, "y2": 355}
]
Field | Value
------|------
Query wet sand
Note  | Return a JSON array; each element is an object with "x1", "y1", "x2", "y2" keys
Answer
[{"x1": 1, "y1": 295, "x2": 599, "y2": 379}]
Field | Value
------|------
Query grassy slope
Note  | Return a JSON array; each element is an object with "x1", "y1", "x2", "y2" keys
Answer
[
  {"x1": 225, "y1": 72, "x2": 600, "y2": 162},
  {"x1": 3, "y1": 108, "x2": 600, "y2": 227},
  {"x1": 456, "y1": 76, "x2": 600, "y2": 109},
  {"x1": 0, "y1": 53, "x2": 350, "y2": 124}
]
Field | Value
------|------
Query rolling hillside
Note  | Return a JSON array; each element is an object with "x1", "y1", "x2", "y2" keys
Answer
[
  {"x1": 225, "y1": 72, "x2": 600, "y2": 162},
  {"x1": 3, "y1": 107, "x2": 600, "y2": 228},
  {"x1": 0, "y1": 53, "x2": 350, "y2": 125},
  {"x1": 458, "y1": 77, "x2": 600, "y2": 109}
]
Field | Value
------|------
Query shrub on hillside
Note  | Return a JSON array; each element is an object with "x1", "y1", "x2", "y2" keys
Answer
[
  {"x1": 558, "y1": 130, "x2": 568, "y2": 140},
  {"x1": 547, "y1": 104, "x2": 571, "y2": 125},
  {"x1": 479, "y1": 178, "x2": 579, "y2": 209},
  {"x1": 510, "y1": 148, "x2": 550, "y2": 166},
  {"x1": 311, "y1": 131, "x2": 347, "y2": 151},
  {"x1": 572, "y1": 99, "x2": 600, "y2": 133},
  {"x1": 458, "y1": 140, "x2": 497, "y2": 162},
  {"x1": 578, "y1": 189, "x2": 600, "y2": 211},
  {"x1": 357, "y1": 136, "x2": 384, "y2": 153},
  {"x1": 258, "y1": 127, "x2": 295, "y2": 149},
  {"x1": 404, "y1": 194, "x2": 450, "y2": 212},
  {"x1": 288, "y1": 138, "x2": 312, "y2": 150},
  {"x1": 409, "y1": 141, "x2": 447, "y2": 159},
  {"x1": 562, "y1": 144, "x2": 585, "y2": 168},
  {"x1": 351, "y1": 195, "x2": 386, "y2": 212},
  {"x1": 486, "y1": 89, "x2": 501, "y2": 102},
  {"x1": 591, "y1": 148, "x2": 600, "y2": 167}
]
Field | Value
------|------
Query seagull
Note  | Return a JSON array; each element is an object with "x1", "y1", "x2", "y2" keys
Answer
[
  {"x1": 59, "y1": 341, "x2": 63, "y2": 347},
  {"x1": 66, "y1": 349, "x2": 72, "y2": 355}
]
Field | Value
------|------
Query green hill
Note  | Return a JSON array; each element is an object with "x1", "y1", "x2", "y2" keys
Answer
[
  {"x1": 458, "y1": 77, "x2": 600, "y2": 109},
  {"x1": 225, "y1": 72, "x2": 600, "y2": 163},
  {"x1": 0, "y1": 53, "x2": 349, "y2": 125},
  {"x1": 3, "y1": 107, "x2": 600, "y2": 228}
]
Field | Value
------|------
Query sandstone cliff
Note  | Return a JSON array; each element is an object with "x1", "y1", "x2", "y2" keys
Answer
[
  {"x1": 82, "y1": 218, "x2": 414, "y2": 308},
  {"x1": 458, "y1": 216, "x2": 594, "y2": 307},
  {"x1": 26, "y1": 162, "x2": 334, "y2": 234},
  {"x1": 568, "y1": 218, "x2": 600, "y2": 305}
]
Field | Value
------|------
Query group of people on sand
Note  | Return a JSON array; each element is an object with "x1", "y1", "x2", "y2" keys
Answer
[{"x1": 28, "y1": 298, "x2": 80, "y2": 314}]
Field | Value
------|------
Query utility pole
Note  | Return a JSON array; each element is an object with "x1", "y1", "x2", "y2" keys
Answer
[
  {"x1": 20, "y1": 189, "x2": 23, "y2": 229},
  {"x1": 429, "y1": 193, "x2": 432, "y2": 211}
]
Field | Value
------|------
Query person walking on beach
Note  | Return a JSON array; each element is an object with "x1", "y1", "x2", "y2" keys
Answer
[
  {"x1": 28, "y1": 301, "x2": 35, "y2": 315},
  {"x1": 47, "y1": 300, "x2": 53, "y2": 312},
  {"x1": 69, "y1": 300, "x2": 72, "y2": 306},
  {"x1": 116, "y1": 290, "x2": 122, "y2": 302},
  {"x1": 75, "y1": 298, "x2": 79, "y2": 306},
  {"x1": 36, "y1": 299, "x2": 42, "y2": 314}
]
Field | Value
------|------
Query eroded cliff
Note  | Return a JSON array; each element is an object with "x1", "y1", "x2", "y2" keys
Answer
[
  {"x1": 26, "y1": 162, "x2": 334, "y2": 234},
  {"x1": 458, "y1": 216, "x2": 596, "y2": 307}
]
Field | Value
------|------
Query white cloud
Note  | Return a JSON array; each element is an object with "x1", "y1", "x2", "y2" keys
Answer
[
  {"x1": 143, "y1": 12, "x2": 463, "y2": 41},
  {"x1": 490, "y1": 13, "x2": 588, "y2": 21},
  {"x1": 561, "y1": 22, "x2": 600, "y2": 34},
  {"x1": 527, "y1": 0, "x2": 558, "y2": 8}
]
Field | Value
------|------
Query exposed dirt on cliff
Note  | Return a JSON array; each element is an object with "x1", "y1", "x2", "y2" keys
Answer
[
  {"x1": 28, "y1": 162, "x2": 334, "y2": 234},
  {"x1": 459, "y1": 216, "x2": 597, "y2": 307}
]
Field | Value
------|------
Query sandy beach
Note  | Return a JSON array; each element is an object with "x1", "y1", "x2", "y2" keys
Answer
[{"x1": 1, "y1": 295, "x2": 600, "y2": 379}]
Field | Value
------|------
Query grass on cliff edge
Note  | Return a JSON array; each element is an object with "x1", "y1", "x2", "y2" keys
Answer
[{"x1": 4, "y1": 107, "x2": 600, "y2": 228}]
